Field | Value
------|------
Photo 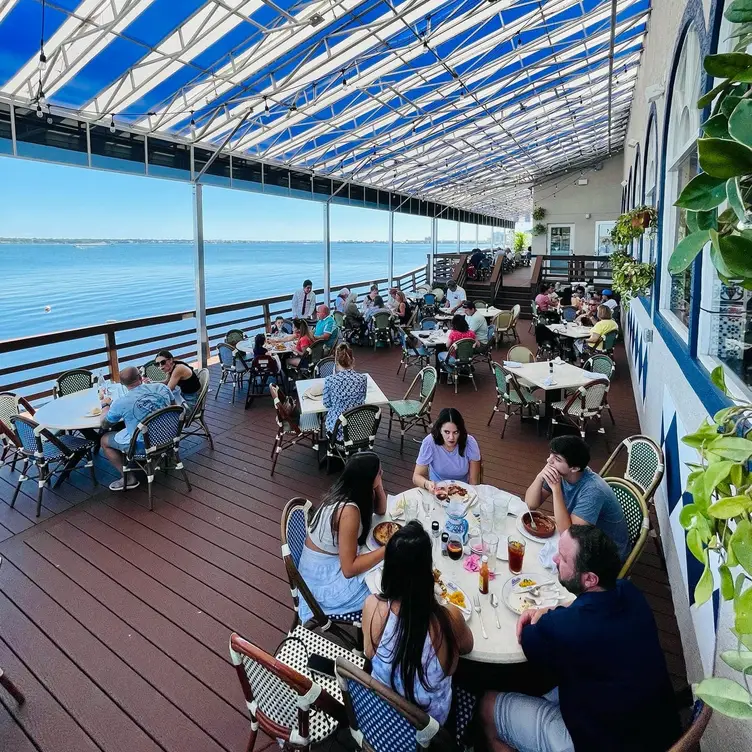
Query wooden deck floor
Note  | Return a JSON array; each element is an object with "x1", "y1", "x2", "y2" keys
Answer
[{"x1": 0, "y1": 327, "x2": 687, "y2": 752}]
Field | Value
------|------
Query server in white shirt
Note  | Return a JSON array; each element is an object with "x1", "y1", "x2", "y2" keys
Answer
[
  {"x1": 443, "y1": 280, "x2": 467, "y2": 313},
  {"x1": 291, "y1": 279, "x2": 316, "y2": 319}
]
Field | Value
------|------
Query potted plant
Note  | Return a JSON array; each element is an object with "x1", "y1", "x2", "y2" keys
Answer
[
  {"x1": 532, "y1": 222, "x2": 546, "y2": 236},
  {"x1": 609, "y1": 249, "x2": 656, "y2": 305},
  {"x1": 532, "y1": 206, "x2": 546, "y2": 221},
  {"x1": 611, "y1": 206, "x2": 659, "y2": 247}
]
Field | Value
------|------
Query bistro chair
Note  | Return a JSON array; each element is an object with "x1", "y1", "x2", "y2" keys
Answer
[
  {"x1": 510, "y1": 304, "x2": 521, "y2": 340},
  {"x1": 432, "y1": 288, "x2": 445, "y2": 303},
  {"x1": 325, "y1": 326, "x2": 341, "y2": 355},
  {"x1": 179, "y1": 367, "x2": 213, "y2": 450},
  {"x1": 600, "y1": 435, "x2": 665, "y2": 505},
  {"x1": 604, "y1": 477, "x2": 649, "y2": 578},
  {"x1": 9, "y1": 415, "x2": 96, "y2": 517},
  {"x1": 280, "y1": 498, "x2": 363, "y2": 646},
  {"x1": 492, "y1": 311, "x2": 516, "y2": 347},
  {"x1": 245, "y1": 354, "x2": 279, "y2": 409},
  {"x1": 225, "y1": 328, "x2": 245, "y2": 347},
  {"x1": 336, "y1": 657, "x2": 469, "y2": 751},
  {"x1": 326, "y1": 405, "x2": 381, "y2": 472},
  {"x1": 315, "y1": 356, "x2": 336, "y2": 378},
  {"x1": 333, "y1": 310, "x2": 345, "y2": 327},
  {"x1": 215, "y1": 342, "x2": 250, "y2": 403},
  {"x1": 396, "y1": 329, "x2": 431, "y2": 381},
  {"x1": 489, "y1": 363, "x2": 541, "y2": 438},
  {"x1": 529, "y1": 299, "x2": 539, "y2": 333},
  {"x1": 421, "y1": 292, "x2": 437, "y2": 317},
  {"x1": 388, "y1": 366, "x2": 437, "y2": 452},
  {"x1": 535, "y1": 323, "x2": 558, "y2": 360},
  {"x1": 549, "y1": 378, "x2": 611, "y2": 448},
  {"x1": 473, "y1": 300, "x2": 488, "y2": 309},
  {"x1": 371, "y1": 311, "x2": 393, "y2": 351},
  {"x1": 53, "y1": 368, "x2": 94, "y2": 398},
  {"x1": 0, "y1": 559, "x2": 25, "y2": 706},
  {"x1": 587, "y1": 329, "x2": 618, "y2": 358},
  {"x1": 473, "y1": 332, "x2": 495, "y2": 373},
  {"x1": 141, "y1": 359, "x2": 168, "y2": 383},
  {"x1": 584, "y1": 354, "x2": 616, "y2": 422},
  {"x1": 419, "y1": 317, "x2": 437, "y2": 330},
  {"x1": 0, "y1": 392, "x2": 35, "y2": 472},
  {"x1": 560, "y1": 306, "x2": 578, "y2": 322},
  {"x1": 506, "y1": 345, "x2": 535, "y2": 363},
  {"x1": 229, "y1": 631, "x2": 350, "y2": 752},
  {"x1": 122, "y1": 405, "x2": 191, "y2": 511},
  {"x1": 269, "y1": 386, "x2": 320, "y2": 475},
  {"x1": 668, "y1": 700, "x2": 712, "y2": 751},
  {"x1": 440, "y1": 339, "x2": 477, "y2": 393}
]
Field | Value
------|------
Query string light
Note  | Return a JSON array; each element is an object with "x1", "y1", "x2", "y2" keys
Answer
[
  {"x1": 341, "y1": 69, "x2": 348, "y2": 89},
  {"x1": 38, "y1": 49, "x2": 47, "y2": 72},
  {"x1": 36, "y1": 102, "x2": 43, "y2": 118},
  {"x1": 264, "y1": 96, "x2": 269, "y2": 113},
  {"x1": 189, "y1": 111, "x2": 196, "y2": 137},
  {"x1": 109, "y1": 114, "x2": 116, "y2": 133}
]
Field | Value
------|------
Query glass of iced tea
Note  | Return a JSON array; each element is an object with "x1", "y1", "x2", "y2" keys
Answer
[
  {"x1": 507, "y1": 536, "x2": 526, "y2": 574},
  {"x1": 447, "y1": 534, "x2": 464, "y2": 561}
]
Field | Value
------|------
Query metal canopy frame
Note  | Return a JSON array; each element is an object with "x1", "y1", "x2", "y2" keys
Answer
[{"x1": 0, "y1": 0, "x2": 651, "y2": 217}]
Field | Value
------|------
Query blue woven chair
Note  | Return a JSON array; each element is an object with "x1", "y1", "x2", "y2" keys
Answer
[
  {"x1": 122, "y1": 405, "x2": 190, "y2": 510},
  {"x1": 419, "y1": 318, "x2": 437, "y2": 330},
  {"x1": 215, "y1": 342, "x2": 250, "y2": 403},
  {"x1": 315, "y1": 357, "x2": 336, "y2": 378},
  {"x1": 561, "y1": 306, "x2": 578, "y2": 322},
  {"x1": 281, "y1": 498, "x2": 362, "y2": 649},
  {"x1": 9, "y1": 415, "x2": 96, "y2": 517},
  {"x1": 53, "y1": 368, "x2": 94, "y2": 398},
  {"x1": 0, "y1": 392, "x2": 35, "y2": 473},
  {"x1": 397, "y1": 330, "x2": 431, "y2": 381}
]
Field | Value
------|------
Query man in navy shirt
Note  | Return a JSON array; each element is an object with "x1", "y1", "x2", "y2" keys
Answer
[{"x1": 480, "y1": 525, "x2": 680, "y2": 752}]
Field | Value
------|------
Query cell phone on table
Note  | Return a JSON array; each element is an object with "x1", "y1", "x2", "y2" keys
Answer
[{"x1": 307, "y1": 653, "x2": 336, "y2": 677}]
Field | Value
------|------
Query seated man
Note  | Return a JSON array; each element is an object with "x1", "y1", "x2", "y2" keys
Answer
[
  {"x1": 481, "y1": 525, "x2": 681, "y2": 752},
  {"x1": 462, "y1": 300, "x2": 489, "y2": 345},
  {"x1": 99, "y1": 366, "x2": 174, "y2": 491},
  {"x1": 312, "y1": 304, "x2": 336, "y2": 343},
  {"x1": 443, "y1": 279, "x2": 466, "y2": 313},
  {"x1": 525, "y1": 436, "x2": 628, "y2": 560},
  {"x1": 291, "y1": 279, "x2": 316, "y2": 319}
]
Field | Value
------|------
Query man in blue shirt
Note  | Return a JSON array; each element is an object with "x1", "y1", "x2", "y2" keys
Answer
[
  {"x1": 312, "y1": 304, "x2": 336, "y2": 343},
  {"x1": 481, "y1": 525, "x2": 681, "y2": 752},
  {"x1": 100, "y1": 366, "x2": 174, "y2": 491},
  {"x1": 525, "y1": 435, "x2": 629, "y2": 560}
]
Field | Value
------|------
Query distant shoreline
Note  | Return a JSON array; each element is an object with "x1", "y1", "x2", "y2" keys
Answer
[{"x1": 0, "y1": 238, "x2": 470, "y2": 246}]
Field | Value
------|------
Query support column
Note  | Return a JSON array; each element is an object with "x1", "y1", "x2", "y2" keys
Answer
[
  {"x1": 456, "y1": 220, "x2": 461, "y2": 253},
  {"x1": 323, "y1": 202, "x2": 331, "y2": 308},
  {"x1": 388, "y1": 210, "x2": 394, "y2": 288},
  {"x1": 429, "y1": 217, "x2": 436, "y2": 286},
  {"x1": 193, "y1": 183, "x2": 209, "y2": 368},
  {"x1": 475, "y1": 223, "x2": 479, "y2": 247}
]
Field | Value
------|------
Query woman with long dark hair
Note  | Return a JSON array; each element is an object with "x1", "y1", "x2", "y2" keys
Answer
[
  {"x1": 297, "y1": 452, "x2": 387, "y2": 623},
  {"x1": 363, "y1": 521, "x2": 473, "y2": 722},
  {"x1": 413, "y1": 408, "x2": 482, "y2": 492}
]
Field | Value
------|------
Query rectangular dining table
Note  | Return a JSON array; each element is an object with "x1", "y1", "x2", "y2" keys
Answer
[{"x1": 295, "y1": 374, "x2": 388, "y2": 415}]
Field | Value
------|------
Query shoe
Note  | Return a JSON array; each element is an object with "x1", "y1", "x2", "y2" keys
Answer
[{"x1": 109, "y1": 478, "x2": 140, "y2": 491}]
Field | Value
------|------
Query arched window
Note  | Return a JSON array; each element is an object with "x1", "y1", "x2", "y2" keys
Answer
[
  {"x1": 643, "y1": 116, "x2": 658, "y2": 264},
  {"x1": 660, "y1": 28, "x2": 701, "y2": 333},
  {"x1": 632, "y1": 148, "x2": 642, "y2": 256}
]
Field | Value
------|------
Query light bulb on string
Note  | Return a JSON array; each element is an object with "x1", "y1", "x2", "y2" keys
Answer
[
  {"x1": 190, "y1": 112, "x2": 196, "y2": 138},
  {"x1": 36, "y1": 102, "x2": 43, "y2": 118},
  {"x1": 264, "y1": 96, "x2": 269, "y2": 113},
  {"x1": 109, "y1": 115, "x2": 116, "y2": 133},
  {"x1": 341, "y1": 69, "x2": 348, "y2": 89},
  {"x1": 38, "y1": 50, "x2": 47, "y2": 72}
]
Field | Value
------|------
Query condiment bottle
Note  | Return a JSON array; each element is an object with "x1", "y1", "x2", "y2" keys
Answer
[
  {"x1": 431, "y1": 521, "x2": 440, "y2": 539},
  {"x1": 479, "y1": 555, "x2": 489, "y2": 594},
  {"x1": 441, "y1": 532, "x2": 449, "y2": 556}
]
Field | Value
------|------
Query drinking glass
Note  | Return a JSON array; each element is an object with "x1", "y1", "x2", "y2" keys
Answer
[
  {"x1": 482, "y1": 533, "x2": 499, "y2": 572},
  {"x1": 493, "y1": 495, "x2": 510, "y2": 535},
  {"x1": 405, "y1": 496, "x2": 419, "y2": 523},
  {"x1": 479, "y1": 501, "x2": 494, "y2": 535},
  {"x1": 421, "y1": 492, "x2": 433, "y2": 521},
  {"x1": 507, "y1": 536, "x2": 526, "y2": 574},
  {"x1": 447, "y1": 534, "x2": 464, "y2": 561}
]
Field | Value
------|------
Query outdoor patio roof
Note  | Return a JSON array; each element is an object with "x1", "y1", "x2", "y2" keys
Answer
[{"x1": 0, "y1": 0, "x2": 650, "y2": 216}]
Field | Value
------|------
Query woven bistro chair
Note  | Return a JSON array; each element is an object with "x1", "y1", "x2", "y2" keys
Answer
[
  {"x1": 0, "y1": 392, "x2": 35, "y2": 473},
  {"x1": 472, "y1": 333, "x2": 495, "y2": 373},
  {"x1": 473, "y1": 300, "x2": 488, "y2": 309},
  {"x1": 510, "y1": 304, "x2": 521, "y2": 341},
  {"x1": 492, "y1": 311, "x2": 516, "y2": 347},
  {"x1": 419, "y1": 317, "x2": 437, "y2": 330},
  {"x1": 584, "y1": 354, "x2": 616, "y2": 423},
  {"x1": 529, "y1": 299, "x2": 539, "y2": 333},
  {"x1": 333, "y1": 310, "x2": 345, "y2": 327},
  {"x1": 396, "y1": 329, "x2": 431, "y2": 381},
  {"x1": 560, "y1": 306, "x2": 578, "y2": 322},
  {"x1": 371, "y1": 311, "x2": 393, "y2": 351},
  {"x1": 549, "y1": 378, "x2": 611, "y2": 448},
  {"x1": 53, "y1": 368, "x2": 94, "y2": 398},
  {"x1": 122, "y1": 405, "x2": 191, "y2": 511},
  {"x1": 506, "y1": 345, "x2": 535, "y2": 363},
  {"x1": 270, "y1": 385, "x2": 320, "y2": 475},
  {"x1": 245, "y1": 354, "x2": 279, "y2": 409},
  {"x1": 668, "y1": 700, "x2": 712, "y2": 751},
  {"x1": 489, "y1": 363, "x2": 541, "y2": 438},
  {"x1": 280, "y1": 498, "x2": 364, "y2": 647},
  {"x1": 178, "y1": 367, "x2": 213, "y2": 450},
  {"x1": 9, "y1": 415, "x2": 96, "y2": 517},
  {"x1": 440, "y1": 339, "x2": 477, "y2": 393},
  {"x1": 314, "y1": 356, "x2": 336, "y2": 378},
  {"x1": 600, "y1": 435, "x2": 665, "y2": 505},
  {"x1": 141, "y1": 359, "x2": 168, "y2": 383},
  {"x1": 215, "y1": 342, "x2": 249, "y2": 403},
  {"x1": 604, "y1": 477, "x2": 650, "y2": 578},
  {"x1": 326, "y1": 405, "x2": 381, "y2": 472},
  {"x1": 421, "y1": 293, "x2": 437, "y2": 317},
  {"x1": 229, "y1": 631, "x2": 349, "y2": 752},
  {"x1": 587, "y1": 329, "x2": 618, "y2": 358},
  {"x1": 388, "y1": 366, "x2": 437, "y2": 453},
  {"x1": 336, "y1": 657, "x2": 468, "y2": 751},
  {"x1": 225, "y1": 328, "x2": 245, "y2": 347}
]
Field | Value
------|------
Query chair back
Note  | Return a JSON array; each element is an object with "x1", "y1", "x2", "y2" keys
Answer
[
  {"x1": 432, "y1": 288, "x2": 444, "y2": 302},
  {"x1": 420, "y1": 318, "x2": 437, "y2": 330},
  {"x1": 493, "y1": 311, "x2": 513, "y2": 331},
  {"x1": 604, "y1": 477, "x2": 649, "y2": 578},
  {"x1": 562, "y1": 378, "x2": 610, "y2": 417},
  {"x1": 315, "y1": 357, "x2": 336, "y2": 378},
  {"x1": 54, "y1": 369, "x2": 94, "y2": 398},
  {"x1": 422, "y1": 293, "x2": 436, "y2": 306},
  {"x1": 333, "y1": 405, "x2": 381, "y2": 452},
  {"x1": 561, "y1": 306, "x2": 578, "y2": 322},
  {"x1": 584, "y1": 354, "x2": 615, "y2": 380},
  {"x1": 448, "y1": 338, "x2": 476, "y2": 365},
  {"x1": 225, "y1": 329, "x2": 245, "y2": 346},
  {"x1": 668, "y1": 700, "x2": 712, "y2": 751},
  {"x1": 535, "y1": 323, "x2": 557, "y2": 349},
  {"x1": 142, "y1": 360, "x2": 168, "y2": 383},
  {"x1": 600, "y1": 435, "x2": 665, "y2": 502},
  {"x1": 333, "y1": 311, "x2": 345, "y2": 327},
  {"x1": 270, "y1": 384, "x2": 302, "y2": 434},
  {"x1": 511, "y1": 303, "x2": 521, "y2": 322},
  {"x1": 506, "y1": 345, "x2": 534, "y2": 363},
  {"x1": 496, "y1": 364, "x2": 533, "y2": 404},
  {"x1": 602, "y1": 330, "x2": 618, "y2": 351},
  {"x1": 372, "y1": 311, "x2": 392, "y2": 330},
  {"x1": 185, "y1": 368, "x2": 211, "y2": 425},
  {"x1": 473, "y1": 300, "x2": 487, "y2": 309},
  {"x1": 336, "y1": 657, "x2": 454, "y2": 751},
  {"x1": 308, "y1": 340, "x2": 328, "y2": 365},
  {"x1": 0, "y1": 393, "x2": 32, "y2": 438},
  {"x1": 411, "y1": 366, "x2": 437, "y2": 411},
  {"x1": 217, "y1": 342, "x2": 236, "y2": 368},
  {"x1": 129, "y1": 405, "x2": 185, "y2": 457},
  {"x1": 10, "y1": 415, "x2": 42, "y2": 453}
]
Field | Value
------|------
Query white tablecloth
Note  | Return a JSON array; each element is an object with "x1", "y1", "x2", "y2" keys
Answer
[{"x1": 296, "y1": 374, "x2": 388, "y2": 415}]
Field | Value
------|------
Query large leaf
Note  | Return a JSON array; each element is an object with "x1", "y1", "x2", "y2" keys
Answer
[
  {"x1": 736, "y1": 586, "x2": 752, "y2": 633},
  {"x1": 695, "y1": 561, "x2": 714, "y2": 605},
  {"x1": 695, "y1": 677, "x2": 752, "y2": 719},
  {"x1": 687, "y1": 527, "x2": 706, "y2": 562},
  {"x1": 703, "y1": 113, "x2": 731, "y2": 139},
  {"x1": 708, "y1": 496, "x2": 749, "y2": 518},
  {"x1": 675, "y1": 173, "x2": 728, "y2": 210},
  {"x1": 722, "y1": 94, "x2": 745, "y2": 118},
  {"x1": 711, "y1": 243, "x2": 735, "y2": 280},
  {"x1": 712, "y1": 365, "x2": 729, "y2": 395},
  {"x1": 699, "y1": 138, "x2": 752, "y2": 178},
  {"x1": 721, "y1": 650, "x2": 752, "y2": 671},
  {"x1": 688, "y1": 209, "x2": 719, "y2": 233},
  {"x1": 708, "y1": 436, "x2": 752, "y2": 462},
  {"x1": 704, "y1": 52, "x2": 752, "y2": 78},
  {"x1": 704, "y1": 460, "x2": 735, "y2": 494},
  {"x1": 732, "y1": 518, "x2": 752, "y2": 575},
  {"x1": 720, "y1": 564, "x2": 735, "y2": 600},
  {"x1": 700, "y1": 79, "x2": 732, "y2": 109},
  {"x1": 668, "y1": 230, "x2": 710, "y2": 273},
  {"x1": 726, "y1": 0, "x2": 752, "y2": 23},
  {"x1": 729, "y1": 99, "x2": 752, "y2": 147},
  {"x1": 717, "y1": 234, "x2": 752, "y2": 278},
  {"x1": 727, "y1": 178, "x2": 748, "y2": 222}
]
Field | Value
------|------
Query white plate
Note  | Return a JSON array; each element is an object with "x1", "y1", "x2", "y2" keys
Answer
[
  {"x1": 515, "y1": 516, "x2": 556, "y2": 543},
  {"x1": 433, "y1": 480, "x2": 478, "y2": 509},
  {"x1": 502, "y1": 573, "x2": 561, "y2": 615},
  {"x1": 435, "y1": 578, "x2": 472, "y2": 621},
  {"x1": 366, "y1": 520, "x2": 404, "y2": 552},
  {"x1": 304, "y1": 385, "x2": 323, "y2": 398}
]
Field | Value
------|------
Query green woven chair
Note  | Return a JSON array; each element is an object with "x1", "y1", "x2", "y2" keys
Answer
[
  {"x1": 388, "y1": 366, "x2": 437, "y2": 452},
  {"x1": 584, "y1": 354, "x2": 616, "y2": 423},
  {"x1": 371, "y1": 311, "x2": 393, "y2": 351},
  {"x1": 142, "y1": 359, "x2": 168, "y2": 383},
  {"x1": 488, "y1": 363, "x2": 541, "y2": 438},
  {"x1": 600, "y1": 435, "x2": 665, "y2": 505},
  {"x1": 225, "y1": 328, "x2": 245, "y2": 347},
  {"x1": 604, "y1": 477, "x2": 649, "y2": 578},
  {"x1": 440, "y1": 338, "x2": 477, "y2": 393}
]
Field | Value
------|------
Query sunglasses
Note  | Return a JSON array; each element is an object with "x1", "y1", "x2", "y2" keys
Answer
[{"x1": 155, "y1": 359, "x2": 169, "y2": 366}]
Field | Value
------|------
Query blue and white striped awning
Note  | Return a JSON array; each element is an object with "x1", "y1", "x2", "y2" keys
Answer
[{"x1": 0, "y1": 0, "x2": 651, "y2": 215}]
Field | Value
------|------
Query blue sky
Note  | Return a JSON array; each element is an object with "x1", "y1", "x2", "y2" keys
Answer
[{"x1": 0, "y1": 156, "x2": 491, "y2": 242}]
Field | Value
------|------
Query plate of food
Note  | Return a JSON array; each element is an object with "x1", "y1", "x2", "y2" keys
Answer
[
  {"x1": 366, "y1": 521, "x2": 403, "y2": 551},
  {"x1": 433, "y1": 480, "x2": 478, "y2": 509},
  {"x1": 501, "y1": 573, "x2": 562, "y2": 615},
  {"x1": 85, "y1": 406, "x2": 102, "y2": 417},
  {"x1": 516, "y1": 512, "x2": 556, "y2": 541},
  {"x1": 418, "y1": 332, "x2": 430, "y2": 338},
  {"x1": 304, "y1": 384, "x2": 324, "y2": 399},
  {"x1": 433, "y1": 569, "x2": 471, "y2": 620}
]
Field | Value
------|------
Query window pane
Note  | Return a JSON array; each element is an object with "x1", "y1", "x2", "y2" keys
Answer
[
  {"x1": 709, "y1": 284, "x2": 752, "y2": 392},
  {"x1": 669, "y1": 150, "x2": 698, "y2": 326}
]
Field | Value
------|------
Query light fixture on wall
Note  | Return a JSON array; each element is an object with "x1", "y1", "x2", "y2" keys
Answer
[
  {"x1": 628, "y1": 139, "x2": 638, "y2": 148},
  {"x1": 585, "y1": 213, "x2": 591, "y2": 219},
  {"x1": 620, "y1": 179, "x2": 628, "y2": 187},
  {"x1": 645, "y1": 84, "x2": 665, "y2": 103}
]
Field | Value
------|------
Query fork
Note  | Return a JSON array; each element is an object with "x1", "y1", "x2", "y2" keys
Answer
[{"x1": 473, "y1": 594, "x2": 488, "y2": 639}]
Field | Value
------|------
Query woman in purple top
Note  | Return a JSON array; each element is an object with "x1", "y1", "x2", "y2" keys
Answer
[{"x1": 412, "y1": 408, "x2": 482, "y2": 491}]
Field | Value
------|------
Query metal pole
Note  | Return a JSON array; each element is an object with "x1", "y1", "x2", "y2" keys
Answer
[
  {"x1": 323, "y1": 203, "x2": 331, "y2": 308},
  {"x1": 388, "y1": 210, "x2": 394, "y2": 288},
  {"x1": 456, "y1": 221, "x2": 461, "y2": 253},
  {"x1": 193, "y1": 184, "x2": 209, "y2": 368},
  {"x1": 429, "y1": 217, "x2": 436, "y2": 286},
  {"x1": 475, "y1": 223, "x2": 479, "y2": 247}
]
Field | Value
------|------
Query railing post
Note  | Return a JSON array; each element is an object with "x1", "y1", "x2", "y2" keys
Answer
[
  {"x1": 411, "y1": 271, "x2": 416, "y2": 290},
  {"x1": 263, "y1": 302, "x2": 271, "y2": 331},
  {"x1": 104, "y1": 328, "x2": 120, "y2": 382},
  {"x1": 193, "y1": 184, "x2": 209, "y2": 368},
  {"x1": 456, "y1": 220, "x2": 460, "y2": 253},
  {"x1": 388, "y1": 208, "x2": 394, "y2": 288},
  {"x1": 323, "y1": 203, "x2": 331, "y2": 308}
]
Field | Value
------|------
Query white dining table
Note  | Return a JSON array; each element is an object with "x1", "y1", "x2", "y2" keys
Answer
[
  {"x1": 410, "y1": 330, "x2": 449, "y2": 348},
  {"x1": 547, "y1": 323, "x2": 592, "y2": 339},
  {"x1": 296, "y1": 374, "x2": 388, "y2": 415},
  {"x1": 31, "y1": 387, "x2": 123, "y2": 432},
  {"x1": 512, "y1": 360, "x2": 602, "y2": 392},
  {"x1": 235, "y1": 338, "x2": 297, "y2": 354},
  {"x1": 364, "y1": 487, "x2": 563, "y2": 664}
]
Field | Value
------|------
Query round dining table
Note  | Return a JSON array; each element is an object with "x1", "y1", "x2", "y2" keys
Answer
[
  {"x1": 32, "y1": 387, "x2": 106, "y2": 432},
  {"x1": 364, "y1": 486, "x2": 564, "y2": 664}
]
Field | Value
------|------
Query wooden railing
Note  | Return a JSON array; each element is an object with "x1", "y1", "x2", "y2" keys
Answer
[
  {"x1": 432, "y1": 253, "x2": 461, "y2": 283},
  {"x1": 489, "y1": 255, "x2": 505, "y2": 301},
  {"x1": 1, "y1": 264, "x2": 428, "y2": 402},
  {"x1": 533, "y1": 255, "x2": 613, "y2": 288}
]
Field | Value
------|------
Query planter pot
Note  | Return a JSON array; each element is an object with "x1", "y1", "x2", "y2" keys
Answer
[{"x1": 632, "y1": 211, "x2": 651, "y2": 229}]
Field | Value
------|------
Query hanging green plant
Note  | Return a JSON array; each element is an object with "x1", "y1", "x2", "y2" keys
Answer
[
  {"x1": 532, "y1": 206, "x2": 546, "y2": 221},
  {"x1": 610, "y1": 206, "x2": 659, "y2": 249},
  {"x1": 532, "y1": 222, "x2": 546, "y2": 236},
  {"x1": 609, "y1": 249, "x2": 656, "y2": 306}
]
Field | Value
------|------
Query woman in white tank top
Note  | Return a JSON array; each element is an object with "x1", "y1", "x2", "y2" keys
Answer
[{"x1": 297, "y1": 452, "x2": 387, "y2": 623}]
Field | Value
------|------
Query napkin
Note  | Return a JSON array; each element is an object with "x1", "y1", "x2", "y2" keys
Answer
[
  {"x1": 539, "y1": 538, "x2": 559, "y2": 572},
  {"x1": 543, "y1": 376, "x2": 556, "y2": 386},
  {"x1": 463, "y1": 554, "x2": 497, "y2": 579},
  {"x1": 503, "y1": 360, "x2": 522, "y2": 368}
]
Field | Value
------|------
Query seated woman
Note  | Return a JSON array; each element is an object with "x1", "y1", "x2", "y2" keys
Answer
[
  {"x1": 363, "y1": 521, "x2": 474, "y2": 724},
  {"x1": 154, "y1": 350, "x2": 201, "y2": 407},
  {"x1": 413, "y1": 408, "x2": 481, "y2": 490},
  {"x1": 574, "y1": 304, "x2": 618, "y2": 357},
  {"x1": 298, "y1": 452, "x2": 387, "y2": 623},
  {"x1": 323, "y1": 344, "x2": 368, "y2": 437},
  {"x1": 344, "y1": 292, "x2": 368, "y2": 343},
  {"x1": 286, "y1": 319, "x2": 314, "y2": 368},
  {"x1": 394, "y1": 290, "x2": 411, "y2": 325},
  {"x1": 438, "y1": 314, "x2": 476, "y2": 366},
  {"x1": 252, "y1": 333, "x2": 267, "y2": 359}
]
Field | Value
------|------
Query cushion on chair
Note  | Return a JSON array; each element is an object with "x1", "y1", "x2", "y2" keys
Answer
[{"x1": 389, "y1": 399, "x2": 422, "y2": 417}]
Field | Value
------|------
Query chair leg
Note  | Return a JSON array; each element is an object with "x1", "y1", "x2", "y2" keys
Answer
[
  {"x1": 146, "y1": 460, "x2": 154, "y2": 510},
  {"x1": 271, "y1": 443, "x2": 281, "y2": 476},
  {"x1": 608, "y1": 405, "x2": 616, "y2": 425},
  {"x1": 87, "y1": 450, "x2": 96, "y2": 485},
  {"x1": 200, "y1": 418, "x2": 214, "y2": 450},
  {"x1": 10, "y1": 460, "x2": 29, "y2": 508},
  {"x1": 0, "y1": 670, "x2": 25, "y2": 705},
  {"x1": 214, "y1": 371, "x2": 225, "y2": 400},
  {"x1": 35, "y1": 462, "x2": 47, "y2": 518},
  {"x1": 501, "y1": 410, "x2": 509, "y2": 438}
]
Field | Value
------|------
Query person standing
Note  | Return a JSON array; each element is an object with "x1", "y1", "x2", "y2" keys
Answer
[
  {"x1": 291, "y1": 279, "x2": 316, "y2": 319},
  {"x1": 443, "y1": 280, "x2": 467, "y2": 313}
]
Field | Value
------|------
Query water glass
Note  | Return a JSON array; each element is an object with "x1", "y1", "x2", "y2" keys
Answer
[
  {"x1": 420, "y1": 492, "x2": 433, "y2": 521},
  {"x1": 404, "y1": 496, "x2": 419, "y2": 523},
  {"x1": 479, "y1": 501, "x2": 494, "y2": 535},
  {"x1": 493, "y1": 495, "x2": 510, "y2": 535},
  {"x1": 482, "y1": 532, "x2": 499, "y2": 572}
]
